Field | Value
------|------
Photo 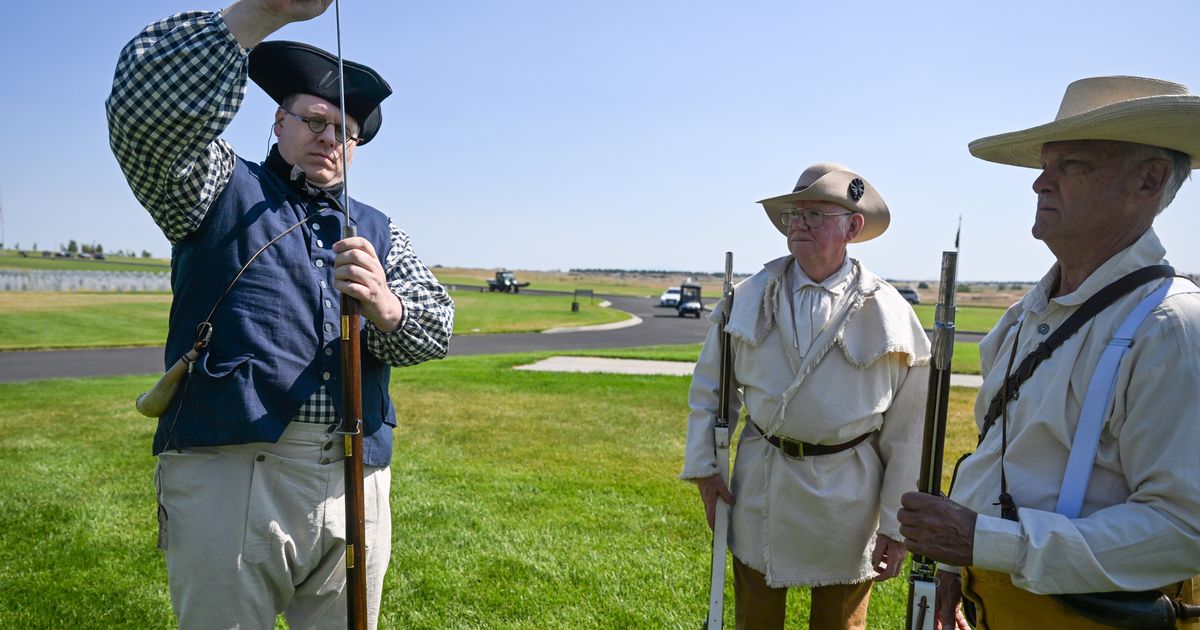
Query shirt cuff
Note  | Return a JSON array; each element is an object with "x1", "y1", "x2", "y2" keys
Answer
[
  {"x1": 972, "y1": 513, "x2": 1022, "y2": 574},
  {"x1": 679, "y1": 464, "x2": 718, "y2": 481},
  {"x1": 369, "y1": 297, "x2": 409, "y2": 336}
]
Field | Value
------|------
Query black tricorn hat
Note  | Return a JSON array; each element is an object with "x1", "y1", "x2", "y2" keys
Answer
[{"x1": 249, "y1": 40, "x2": 392, "y2": 145}]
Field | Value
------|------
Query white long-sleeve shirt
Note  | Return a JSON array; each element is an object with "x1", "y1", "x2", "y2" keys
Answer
[
  {"x1": 683, "y1": 255, "x2": 930, "y2": 586},
  {"x1": 949, "y1": 229, "x2": 1200, "y2": 594}
]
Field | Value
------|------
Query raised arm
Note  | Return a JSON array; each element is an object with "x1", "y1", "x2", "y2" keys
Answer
[{"x1": 105, "y1": 2, "x2": 332, "y2": 243}]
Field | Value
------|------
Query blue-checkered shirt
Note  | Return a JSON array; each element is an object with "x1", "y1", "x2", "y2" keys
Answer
[{"x1": 106, "y1": 11, "x2": 454, "y2": 424}]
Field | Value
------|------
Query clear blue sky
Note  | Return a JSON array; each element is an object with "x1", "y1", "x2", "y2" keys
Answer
[{"x1": 1, "y1": 1, "x2": 1196, "y2": 281}]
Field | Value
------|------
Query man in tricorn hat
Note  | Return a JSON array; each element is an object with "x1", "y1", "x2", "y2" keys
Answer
[
  {"x1": 682, "y1": 164, "x2": 930, "y2": 629},
  {"x1": 898, "y1": 76, "x2": 1200, "y2": 628},
  {"x1": 106, "y1": 1, "x2": 453, "y2": 627}
]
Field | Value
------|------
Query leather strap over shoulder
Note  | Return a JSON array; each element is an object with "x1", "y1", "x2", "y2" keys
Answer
[{"x1": 979, "y1": 265, "x2": 1175, "y2": 442}]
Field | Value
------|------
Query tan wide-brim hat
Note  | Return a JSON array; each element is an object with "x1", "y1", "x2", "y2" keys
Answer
[
  {"x1": 969, "y1": 76, "x2": 1200, "y2": 168},
  {"x1": 757, "y1": 163, "x2": 890, "y2": 243}
]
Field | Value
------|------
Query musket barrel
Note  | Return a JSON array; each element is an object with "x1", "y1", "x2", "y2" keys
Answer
[
  {"x1": 707, "y1": 251, "x2": 735, "y2": 629},
  {"x1": 918, "y1": 251, "x2": 957, "y2": 498},
  {"x1": 907, "y1": 250, "x2": 959, "y2": 630}
]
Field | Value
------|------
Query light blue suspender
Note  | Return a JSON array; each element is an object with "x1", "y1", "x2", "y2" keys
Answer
[{"x1": 1056, "y1": 277, "x2": 1197, "y2": 518}]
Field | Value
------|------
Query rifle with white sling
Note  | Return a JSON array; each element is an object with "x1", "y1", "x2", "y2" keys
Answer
[
  {"x1": 705, "y1": 251, "x2": 735, "y2": 630},
  {"x1": 906, "y1": 250, "x2": 958, "y2": 630}
]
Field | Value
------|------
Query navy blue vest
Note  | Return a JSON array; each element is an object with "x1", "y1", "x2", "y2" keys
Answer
[{"x1": 157, "y1": 157, "x2": 397, "y2": 466}]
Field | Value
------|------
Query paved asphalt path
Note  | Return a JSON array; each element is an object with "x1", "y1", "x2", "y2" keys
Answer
[{"x1": 0, "y1": 290, "x2": 984, "y2": 383}]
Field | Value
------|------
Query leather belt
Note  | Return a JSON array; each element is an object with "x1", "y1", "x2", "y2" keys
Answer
[{"x1": 751, "y1": 421, "x2": 872, "y2": 459}]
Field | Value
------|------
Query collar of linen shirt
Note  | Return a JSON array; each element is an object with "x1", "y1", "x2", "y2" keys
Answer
[
  {"x1": 788, "y1": 257, "x2": 856, "y2": 351},
  {"x1": 1021, "y1": 229, "x2": 1168, "y2": 318}
]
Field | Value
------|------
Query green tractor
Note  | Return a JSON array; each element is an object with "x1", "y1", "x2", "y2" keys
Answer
[{"x1": 487, "y1": 270, "x2": 530, "y2": 293}]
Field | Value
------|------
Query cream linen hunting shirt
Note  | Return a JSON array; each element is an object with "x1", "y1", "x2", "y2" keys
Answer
[
  {"x1": 683, "y1": 256, "x2": 930, "y2": 587},
  {"x1": 947, "y1": 228, "x2": 1200, "y2": 594}
]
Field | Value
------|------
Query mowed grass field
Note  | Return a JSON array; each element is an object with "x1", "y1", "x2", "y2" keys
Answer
[
  {"x1": 0, "y1": 348, "x2": 980, "y2": 629},
  {"x1": 911, "y1": 303, "x2": 1007, "y2": 334},
  {"x1": 0, "y1": 291, "x2": 628, "y2": 350}
]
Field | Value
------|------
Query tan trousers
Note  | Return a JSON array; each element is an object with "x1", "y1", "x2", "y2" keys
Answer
[
  {"x1": 733, "y1": 556, "x2": 872, "y2": 630},
  {"x1": 963, "y1": 567, "x2": 1200, "y2": 629},
  {"x1": 154, "y1": 421, "x2": 392, "y2": 630}
]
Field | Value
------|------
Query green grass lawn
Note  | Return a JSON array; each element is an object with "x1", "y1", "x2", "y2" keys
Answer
[
  {"x1": 0, "y1": 291, "x2": 628, "y2": 350},
  {"x1": 0, "y1": 292, "x2": 172, "y2": 350},
  {"x1": 448, "y1": 290, "x2": 626, "y2": 334},
  {"x1": 0, "y1": 348, "x2": 980, "y2": 629},
  {"x1": 912, "y1": 304, "x2": 1007, "y2": 334}
]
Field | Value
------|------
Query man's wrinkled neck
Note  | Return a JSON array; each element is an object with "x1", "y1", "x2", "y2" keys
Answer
[{"x1": 1046, "y1": 226, "x2": 1151, "y2": 297}]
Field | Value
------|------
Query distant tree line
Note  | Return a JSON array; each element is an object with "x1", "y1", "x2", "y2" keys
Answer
[{"x1": 5, "y1": 239, "x2": 155, "y2": 259}]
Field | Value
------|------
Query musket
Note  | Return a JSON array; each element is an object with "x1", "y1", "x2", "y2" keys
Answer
[
  {"x1": 906, "y1": 250, "x2": 958, "y2": 630},
  {"x1": 331, "y1": 1, "x2": 369, "y2": 627},
  {"x1": 705, "y1": 251, "x2": 735, "y2": 629}
]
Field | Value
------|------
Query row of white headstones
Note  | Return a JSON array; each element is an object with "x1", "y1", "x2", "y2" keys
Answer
[{"x1": 0, "y1": 269, "x2": 170, "y2": 292}]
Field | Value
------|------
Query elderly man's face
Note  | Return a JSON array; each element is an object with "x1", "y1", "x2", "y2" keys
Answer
[
  {"x1": 1031, "y1": 140, "x2": 1153, "y2": 249},
  {"x1": 273, "y1": 94, "x2": 360, "y2": 187},
  {"x1": 785, "y1": 200, "x2": 863, "y2": 279}
]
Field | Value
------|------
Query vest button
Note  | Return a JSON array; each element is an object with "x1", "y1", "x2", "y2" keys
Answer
[
  {"x1": 315, "y1": 259, "x2": 324, "y2": 268},
  {"x1": 320, "y1": 280, "x2": 328, "y2": 289},
  {"x1": 255, "y1": 455, "x2": 265, "y2": 462},
  {"x1": 323, "y1": 442, "x2": 333, "y2": 451},
  {"x1": 316, "y1": 239, "x2": 324, "y2": 248},
  {"x1": 322, "y1": 371, "x2": 331, "y2": 381},
  {"x1": 324, "y1": 322, "x2": 333, "y2": 333},
  {"x1": 324, "y1": 347, "x2": 333, "y2": 356},
  {"x1": 324, "y1": 299, "x2": 332, "y2": 309},
  {"x1": 311, "y1": 223, "x2": 320, "y2": 231},
  {"x1": 320, "y1": 458, "x2": 330, "y2": 465},
  {"x1": 1037, "y1": 323, "x2": 1050, "y2": 335}
]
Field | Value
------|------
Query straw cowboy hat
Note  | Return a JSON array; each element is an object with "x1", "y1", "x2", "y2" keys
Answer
[
  {"x1": 758, "y1": 163, "x2": 890, "y2": 243},
  {"x1": 969, "y1": 76, "x2": 1200, "y2": 168}
]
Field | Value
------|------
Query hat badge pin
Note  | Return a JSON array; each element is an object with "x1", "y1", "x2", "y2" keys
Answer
[{"x1": 848, "y1": 178, "x2": 865, "y2": 202}]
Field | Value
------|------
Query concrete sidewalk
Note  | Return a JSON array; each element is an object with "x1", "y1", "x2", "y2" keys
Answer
[{"x1": 514, "y1": 356, "x2": 984, "y2": 388}]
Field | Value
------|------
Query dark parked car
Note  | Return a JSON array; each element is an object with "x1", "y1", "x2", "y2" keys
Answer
[{"x1": 897, "y1": 287, "x2": 920, "y2": 305}]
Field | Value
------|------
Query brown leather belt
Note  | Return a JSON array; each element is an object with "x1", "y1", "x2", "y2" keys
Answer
[{"x1": 751, "y1": 421, "x2": 872, "y2": 459}]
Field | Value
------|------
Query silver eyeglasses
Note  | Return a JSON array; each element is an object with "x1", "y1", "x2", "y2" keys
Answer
[
  {"x1": 282, "y1": 109, "x2": 361, "y2": 144},
  {"x1": 779, "y1": 208, "x2": 853, "y2": 229}
]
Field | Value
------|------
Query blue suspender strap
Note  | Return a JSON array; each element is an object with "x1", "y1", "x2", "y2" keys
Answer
[{"x1": 1056, "y1": 277, "x2": 1197, "y2": 518}]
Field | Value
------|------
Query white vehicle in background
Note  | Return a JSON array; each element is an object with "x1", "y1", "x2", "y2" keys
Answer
[{"x1": 659, "y1": 287, "x2": 681, "y2": 307}]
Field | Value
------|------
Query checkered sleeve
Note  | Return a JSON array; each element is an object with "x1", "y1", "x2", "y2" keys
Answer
[
  {"x1": 105, "y1": 11, "x2": 247, "y2": 244},
  {"x1": 365, "y1": 220, "x2": 455, "y2": 367}
]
